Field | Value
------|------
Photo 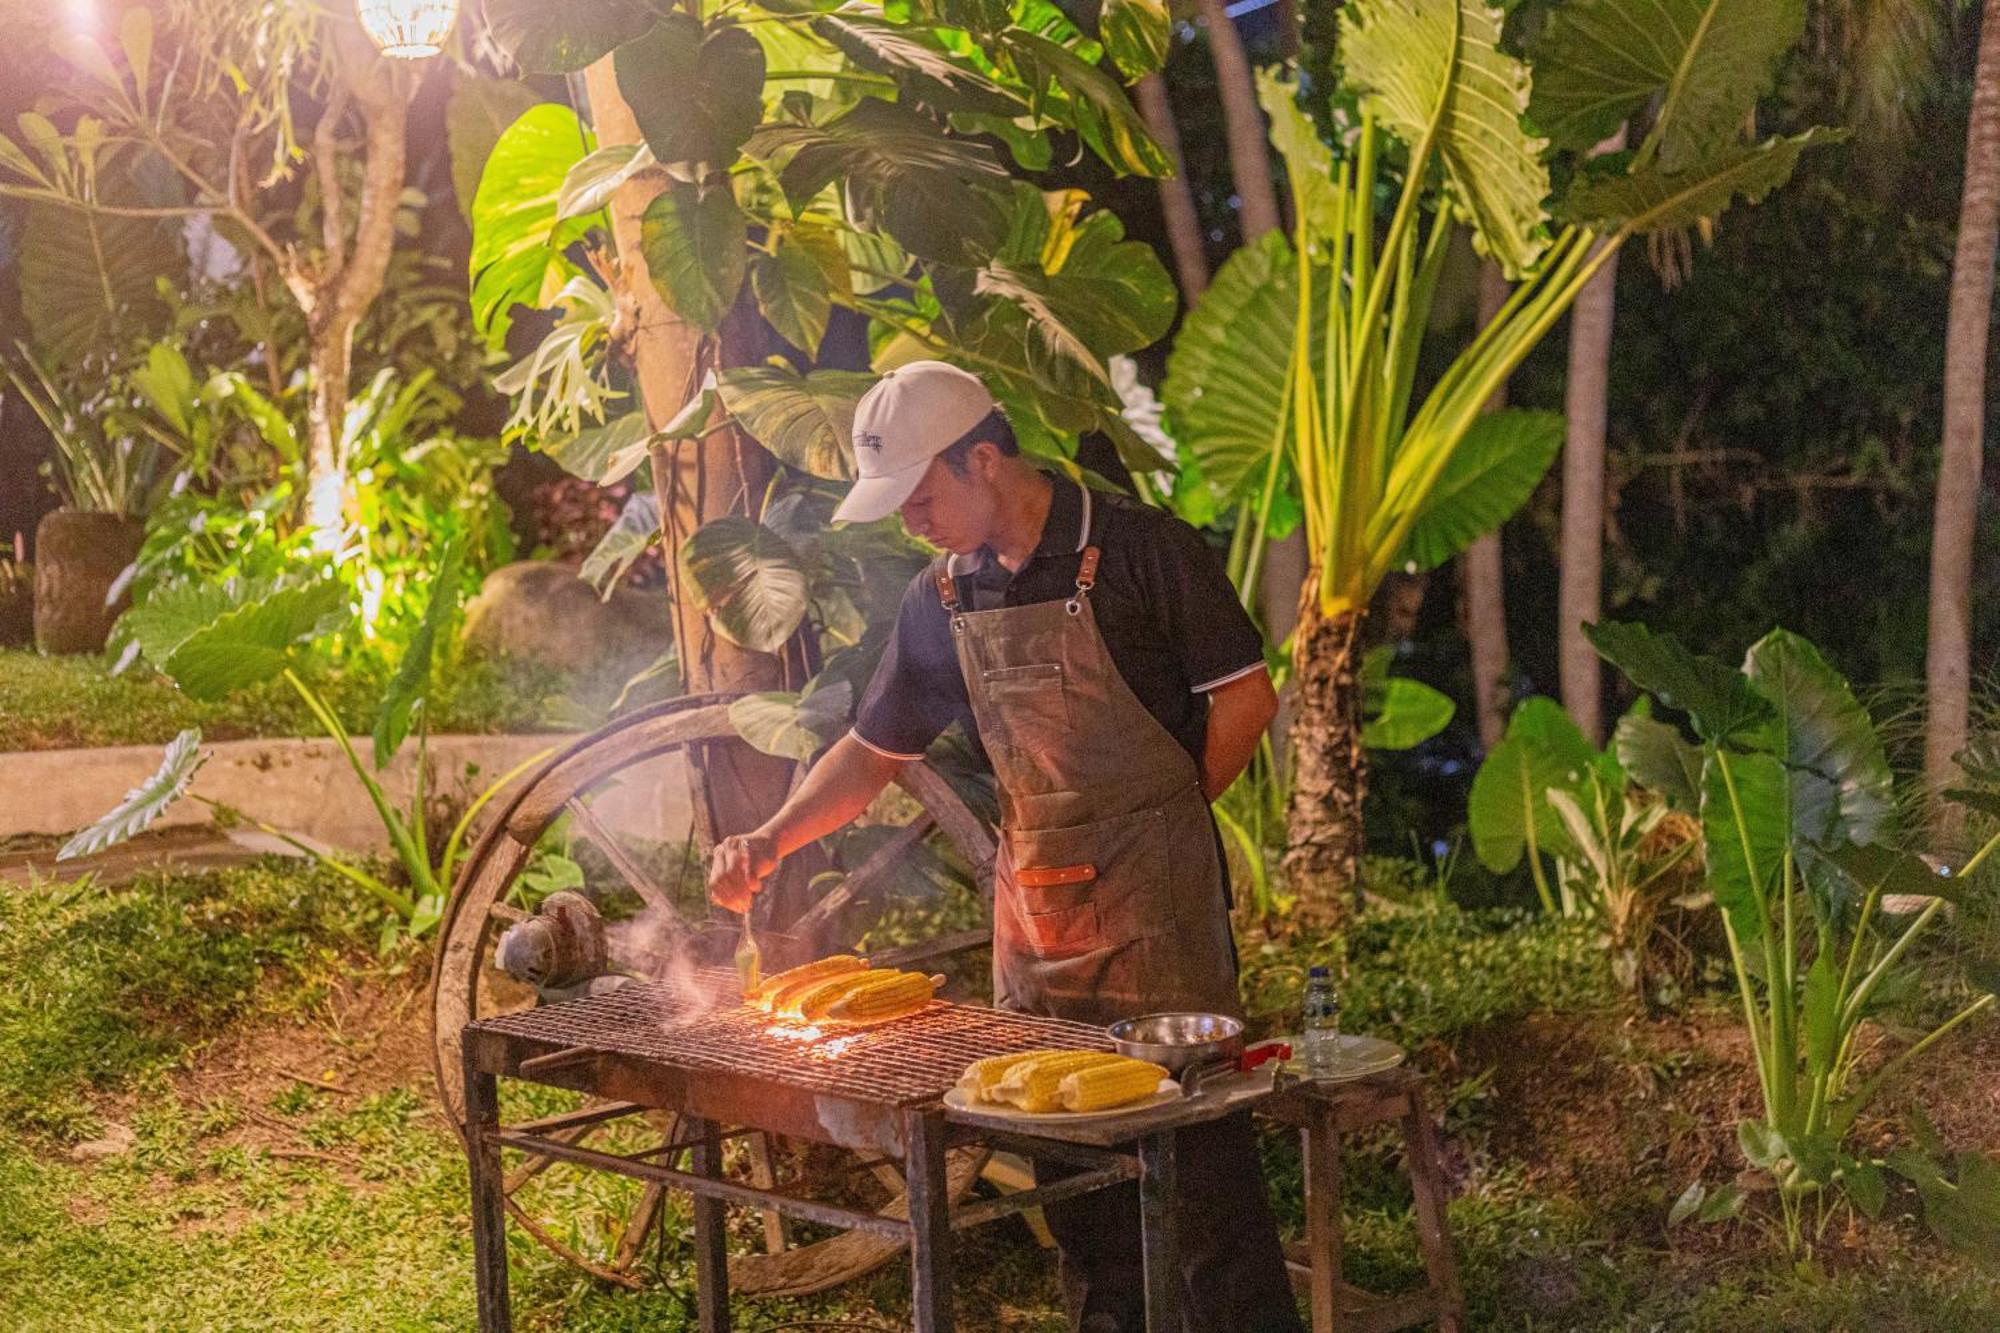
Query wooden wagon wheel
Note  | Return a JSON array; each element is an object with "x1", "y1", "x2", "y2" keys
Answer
[{"x1": 430, "y1": 693, "x2": 999, "y2": 1296}]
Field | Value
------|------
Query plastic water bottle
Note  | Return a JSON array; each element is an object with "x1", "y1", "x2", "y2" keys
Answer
[{"x1": 1301, "y1": 966, "x2": 1342, "y2": 1078}]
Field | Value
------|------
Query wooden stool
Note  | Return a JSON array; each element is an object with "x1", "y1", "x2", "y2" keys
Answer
[{"x1": 1262, "y1": 1066, "x2": 1463, "y2": 1333}]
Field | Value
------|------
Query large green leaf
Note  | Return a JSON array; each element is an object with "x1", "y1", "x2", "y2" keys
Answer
[
  {"x1": 974, "y1": 207, "x2": 1177, "y2": 377},
  {"x1": 1560, "y1": 129, "x2": 1845, "y2": 233},
  {"x1": 162, "y1": 579, "x2": 348, "y2": 701},
  {"x1": 1741, "y1": 628, "x2": 1895, "y2": 848},
  {"x1": 444, "y1": 77, "x2": 542, "y2": 224},
  {"x1": 1160, "y1": 230, "x2": 1297, "y2": 505},
  {"x1": 1364, "y1": 677, "x2": 1457, "y2": 750},
  {"x1": 994, "y1": 30, "x2": 1169, "y2": 178},
  {"x1": 639, "y1": 180, "x2": 747, "y2": 334},
  {"x1": 1469, "y1": 697, "x2": 1597, "y2": 873},
  {"x1": 615, "y1": 16, "x2": 766, "y2": 167},
  {"x1": 545, "y1": 412, "x2": 654, "y2": 485},
  {"x1": 729, "y1": 680, "x2": 855, "y2": 760},
  {"x1": 715, "y1": 366, "x2": 872, "y2": 480},
  {"x1": 484, "y1": 0, "x2": 656, "y2": 73},
  {"x1": 680, "y1": 517, "x2": 811, "y2": 653},
  {"x1": 17, "y1": 199, "x2": 178, "y2": 363},
  {"x1": 1613, "y1": 711, "x2": 1704, "y2": 810},
  {"x1": 1526, "y1": 0, "x2": 1805, "y2": 168},
  {"x1": 1100, "y1": 0, "x2": 1169, "y2": 78},
  {"x1": 1339, "y1": 0, "x2": 1551, "y2": 277},
  {"x1": 582, "y1": 492, "x2": 660, "y2": 596},
  {"x1": 751, "y1": 223, "x2": 848, "y2": 355},
  {"x1": 1396, "y1": 409, "x2": 1562, "y2": 571},
  {"x1": 1700, "y1": 748, "x2": 1789, "y2": 938},
  {"x1": 813, "y1": 15, "x2": 1019, "y2": 113},
  {"x1": 1258, "y1": 69, "x2": 1340, "y2": 247},
  {"x1": 556, "y1": 143, "x2": 655, "y2": 222},
  {"x1": 373, "y1": 541, "x2": 465, "y2": 769},
  {"x1": 1584, "y1": 620, "x2": 1772, "y2": 744},
  {"x1": 747, "y1": 100, "x2": 1009, "y2": 264},
  {"x1": 57, "y1": 729, "x2": 205, "y2": 861},
  {"x1": 468, "y1": 103, "x2": 597, "y2": 350}
]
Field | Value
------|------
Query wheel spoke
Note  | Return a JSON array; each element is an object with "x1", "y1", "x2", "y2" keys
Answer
[{"x1": 565, "y1": 796, "x2": 684, "y2": 923}]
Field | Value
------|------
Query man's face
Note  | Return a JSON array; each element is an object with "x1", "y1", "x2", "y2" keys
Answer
[{"x1": 896, "y1": 447, "x2": 1000, "y2": 555}]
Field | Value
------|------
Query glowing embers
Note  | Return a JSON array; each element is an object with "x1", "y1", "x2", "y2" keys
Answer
[{"x1": 759, "y1": 1017, "x2": 883, "y2": 1061}]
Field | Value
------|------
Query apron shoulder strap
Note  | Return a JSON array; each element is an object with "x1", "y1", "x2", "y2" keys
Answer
[{"x1": 931, "y1": 558, "x2": 961, "y2": 612}]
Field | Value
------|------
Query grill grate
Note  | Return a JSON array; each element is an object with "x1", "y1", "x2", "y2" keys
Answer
[{"x1": 472, "y1": 971, "x2": 1112, "y2": 1107}]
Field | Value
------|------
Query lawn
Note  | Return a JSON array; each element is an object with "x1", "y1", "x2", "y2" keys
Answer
[{"x1": 0, "y1": 861, "x2": 1995, "y2": 1331}]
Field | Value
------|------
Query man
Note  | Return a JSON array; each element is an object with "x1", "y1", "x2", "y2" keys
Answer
[{"x1": 710, "y1": 361, "x2": 1302, "y2": 1333}]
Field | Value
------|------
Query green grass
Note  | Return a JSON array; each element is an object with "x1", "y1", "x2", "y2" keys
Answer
[
  {"x1": 0, "y1": 648, "x2": 588, "y2": 751},
  {"x1": 1, "y1": 859, "x2": 1996, "y2": 1331}
]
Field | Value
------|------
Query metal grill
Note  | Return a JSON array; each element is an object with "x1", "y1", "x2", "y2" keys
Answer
[{"x1": 471, "y1": 972, "x2": 1111, "y2": 1108}]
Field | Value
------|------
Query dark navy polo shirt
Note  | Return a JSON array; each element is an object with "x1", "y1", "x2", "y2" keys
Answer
[{"x1": 851, "y1": 473, "x2": 1268, "y2": 765}]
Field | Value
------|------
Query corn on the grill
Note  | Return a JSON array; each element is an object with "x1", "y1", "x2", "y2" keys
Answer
[
  {"x1": 752, "y1": 955, "x2": 868, "y2": 1012},
  {"x1": 824, "y1": 971, "x2": 939, "y2": 1023},
  {"x1": 785, "y1": 969, "x2": 909, "y2": 1022},
  {"x1": 996, "y1": 1050, "x2": 1126, "y2": 1113},
  {"x1": 1058, "y1": 1057, "x2": 1169, "y2": 1111}
]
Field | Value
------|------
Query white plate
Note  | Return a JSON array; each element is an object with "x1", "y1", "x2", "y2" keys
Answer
[
  {"x1": 1275, "y1": 1033, "x2": 1406, "y2": 1083},
  {"x1": 943, "y1": 1080, "x2": 1182, "y2": 1122}
]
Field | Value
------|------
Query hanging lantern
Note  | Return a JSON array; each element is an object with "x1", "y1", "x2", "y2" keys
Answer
[{"x1": 356, "y1": 0, "x2": 458, "y2": 58}]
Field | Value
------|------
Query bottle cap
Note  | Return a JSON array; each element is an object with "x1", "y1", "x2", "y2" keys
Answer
[{"x1": 1308, "y1": 965, "x2": 1329, "y2": 978}]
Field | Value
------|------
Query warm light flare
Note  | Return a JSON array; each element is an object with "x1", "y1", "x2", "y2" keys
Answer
[{"x1": 356, "y1": 0, "x2": 458, "y2": 58}]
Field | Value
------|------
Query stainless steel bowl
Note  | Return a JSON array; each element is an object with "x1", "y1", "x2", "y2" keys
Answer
[{"x1": 1106, "y1": 1011, "x2": 1245, "y2": 1074}]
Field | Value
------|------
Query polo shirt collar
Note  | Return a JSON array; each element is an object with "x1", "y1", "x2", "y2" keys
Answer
[{"x1": 946, "y1": 471, "x2": 1090, "y2": 577}]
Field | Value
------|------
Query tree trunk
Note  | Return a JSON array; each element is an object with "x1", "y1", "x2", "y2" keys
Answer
[
  {"x1": 1196, "y1": 0, "x2": 1281, "y2": 244},
  {"x1": 1134, "y1": 73, "x2": 1209, "y2": 302},
  {"x1": 1283, "y1": 595, "x2": 1368, "y2": 921},
  {"x1": 1464, "y1": 261, "x2": 1515, "y2": 749},
  {"x1": 583, "y1": 60, "x2": 821, "y2": 922},
  {"x1": 1925, "y1": 0, "x2": 2000, "y2": 814},
  {"x1": 1557, "y1": 128, "x2": 1628, "y2": 745},
  {"x1": 300, "y1": 30, "x2": 409, "y2": 539}
]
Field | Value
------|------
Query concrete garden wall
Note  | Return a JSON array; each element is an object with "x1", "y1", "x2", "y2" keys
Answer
[{"x1": 0, "y1": 734, "x2": 697, "y2": 853}]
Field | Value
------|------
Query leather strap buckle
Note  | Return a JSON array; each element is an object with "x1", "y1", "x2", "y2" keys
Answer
[
  {"x1": 1066, "y1": 545, "x2": 1101, "y2": 615},
  {"x1": 933, "y1": 565, "x2": 960, "y2": 613}
]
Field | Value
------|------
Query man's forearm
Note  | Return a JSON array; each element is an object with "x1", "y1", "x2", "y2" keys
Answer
[
  {"x1": 757, "y1": 733, "x2": 906, "y2": 857},
  {"x1": 1201, "y1": 670, "x2": 1280, "y2": 799}
]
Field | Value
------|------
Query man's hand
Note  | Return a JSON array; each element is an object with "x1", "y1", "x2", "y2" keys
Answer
[{"x1": 709, "y1": 831, "x2": 779, "y2": 913}]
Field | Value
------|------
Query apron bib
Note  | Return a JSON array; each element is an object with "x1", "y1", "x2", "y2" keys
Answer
[{"x1": 936, "y1": 541, "x2": 1241, "y2": 1026}]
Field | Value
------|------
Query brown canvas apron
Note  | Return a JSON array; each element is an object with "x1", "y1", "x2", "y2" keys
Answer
[{"x1": 934, "y1": 543, "x2": 1241, "y2": 1027}]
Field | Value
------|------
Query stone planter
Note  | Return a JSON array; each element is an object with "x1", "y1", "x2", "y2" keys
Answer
[{"x1": 33, "y1": 510, "x2": 142, "y2": 654}]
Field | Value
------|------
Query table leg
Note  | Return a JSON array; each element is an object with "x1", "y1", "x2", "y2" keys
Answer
[
  {"x1": 1401, "y1": 1094, "x2": 1463, "y2": 1332},
  {"x1": 463, "y1": 1047, "x2": 511, "y2": 1333},
  {"x1": 905, "y1": 1107, "x2": 955, "y2": 1333},
  {"x1": 687, "y1": 1115, "x2": 730, "y2": 1333},
  {"x1": 1136, "y1": 1129, "x2": 1181, "y2": 1333},
  {"x1": 1303, "y1": 1117, "x2": 1342, "y2": 1332}
]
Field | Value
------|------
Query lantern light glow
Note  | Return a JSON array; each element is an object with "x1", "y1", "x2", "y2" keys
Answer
[{"x1": 356, "y1": 0, "x2": 458, "y2": 58}]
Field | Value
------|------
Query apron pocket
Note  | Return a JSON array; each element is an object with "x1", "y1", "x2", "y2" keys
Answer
[
  {"x1": 1007, "y1": 805, "x2": 1171, "y2": 959},
  {"x1": 981, "y1": 662, "x2": 1071, "y2": 755}
]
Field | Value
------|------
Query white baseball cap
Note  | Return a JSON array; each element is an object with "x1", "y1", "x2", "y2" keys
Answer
[{"x1": 833, "y1": 361, "x2": 999, "y2": 523}]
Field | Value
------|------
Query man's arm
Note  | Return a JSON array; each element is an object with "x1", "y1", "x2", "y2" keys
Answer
[
  {"x1": 1200, "y1": 668, "x2": 1279, "y2": 799},
  {"x1": 708, "y1": 734, "x2": 906, "y2": 910}
]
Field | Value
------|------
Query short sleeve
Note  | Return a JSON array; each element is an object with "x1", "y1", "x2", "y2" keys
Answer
[
  {"x1": 851, "y1": 569, "x2": 968, "y2": 759},
  {"x1": 1140, "y1": 511, "x2": 1269, "y2": 692}
]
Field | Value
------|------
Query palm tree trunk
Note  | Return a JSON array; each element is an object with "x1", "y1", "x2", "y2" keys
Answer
[
  {"x1": 1464, "y1": 260, "x2": 1514, "y2": 749},
  {"x1": 583, "y1": 58, "x2": 822, "y2": 922},
  {"x1": 1195, "y1": 0, "x2": 1281, "y2": 243},
  {"x1": 1558, "y1": 128, "x2": 1628, "y2": 745},
  {"x1": 1134, "y1": 73, "x2": 1209, "y2": 301},
  {"x1": 1925, "y1": 0, "x2": 2000, "y2": 813},
  {"x1": 1283, "y1": 596, "x2": 1367, "y2": 920}
]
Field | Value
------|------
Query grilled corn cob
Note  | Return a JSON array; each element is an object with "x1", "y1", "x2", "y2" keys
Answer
[
  {"x1": 1058, "y1": 1057, "x2": 1169, "y2": 1111},
  {"x1": 786, "y1": 969, "x2": 911, "y2": 1022},
  {"x1": 957, "y1": 1050, "x2": 1050, "y2": 1102},
  {"x1": 996, "y1": 1050, "x2": 1125, "y2": 1113},
  {"x1": 824, "y1": 971, "x2": 939, "y2": 1023},
  {"x1": 752, "y1": 955, "x2": 868, "y2": 1012}
]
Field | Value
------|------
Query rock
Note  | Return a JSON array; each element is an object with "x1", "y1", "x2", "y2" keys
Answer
[
  {"x1": 460, "y1": 561, "x2": 673, "y2": 679},
  {"x1": 71, "y1": 1121, "x2": 136, "y2": 1161}
]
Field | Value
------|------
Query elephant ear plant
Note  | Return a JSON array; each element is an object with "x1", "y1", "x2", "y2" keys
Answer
[
  {"x1": 1588, "y1": 621, "x2": 2000, "y2": 1254},
  {"x1": 60, "y1": 543, "x2": 550, "y2": 952}
]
